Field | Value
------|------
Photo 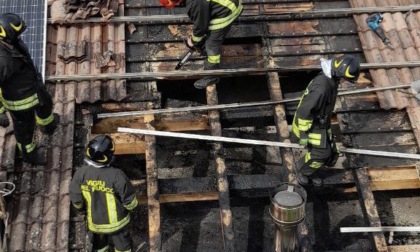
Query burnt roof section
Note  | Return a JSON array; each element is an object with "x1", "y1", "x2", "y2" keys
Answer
[{"x1": 0, "y1": 0, "x2": 419, "y2": 251}]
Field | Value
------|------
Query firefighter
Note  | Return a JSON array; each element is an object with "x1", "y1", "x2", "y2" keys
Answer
[
  {"x1": 159, "y1": 0, "x2": 243, "y2": 89},
  {"x1": 0, "y1": 13, "x2": 59, "y2": 165},
  {"x1": 70, "y1": 135, "x2": 138, "y2": 252},
  {"x1": 292, "y1": 55, "x2": 360, "y2": 186}
]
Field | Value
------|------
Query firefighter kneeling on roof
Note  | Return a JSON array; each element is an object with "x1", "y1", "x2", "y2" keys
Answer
[
  {"x1": 70, "y1": 135, "x2": 139, "y2": 252},
  {"x1": 293, "y1": 55, "x2": 360, "y2": 187},
  {"x1": 0, "y1": 13, "x2": 59, "y2": 165}
]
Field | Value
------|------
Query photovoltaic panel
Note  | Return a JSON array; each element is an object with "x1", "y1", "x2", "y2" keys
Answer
[{"x1": 0, "y1": 0, "x2": 47, "y2": 78}]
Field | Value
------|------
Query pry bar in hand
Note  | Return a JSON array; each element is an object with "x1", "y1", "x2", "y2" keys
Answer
[{"x1": 175, "y1": 50, "x2": 193, "y2": 70}]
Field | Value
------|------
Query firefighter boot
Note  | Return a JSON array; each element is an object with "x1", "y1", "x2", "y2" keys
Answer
[
  {"x1": 194, "y1": 63, "x2": 220, "y2": 89},
  {"x1": 300, "y1": 161, "x2": 323, "y2": 186},
  {"x1": 22, "y1": 147, "x2": 47, "y2": 166},
  {"x1": 40, "y1": 113, "x2": 60, "y2": 135},
  {"x1": 310, "y1": 175, "x2": 323, "y2": 187},
  {"x1": 294, "y1": 157, "x2": 309, "y2": 185}
]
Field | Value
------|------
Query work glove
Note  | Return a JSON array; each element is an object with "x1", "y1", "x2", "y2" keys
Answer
[
  {"x1": 0, "y1": 114, "x2": 10, "y2": 128},
  {"x1": 185, "y1": 37, "x2": 206, "y2": 55},
  {"x1": 299, "y1": 131, "x2": 309, "y2": 147}
]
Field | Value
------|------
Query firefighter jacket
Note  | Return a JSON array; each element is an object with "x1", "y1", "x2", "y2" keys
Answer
[
  {"x1": 70, "y1": 163, "x2": 139, "y2": 234},
  {"x1": 0, "y1": 39, "x2": 40, "y2": 113},
  {"x1": 187, "y1": 0, "x2": 243, "y2": 44},
  {"x1": 292, "y1": 73, "x2": 338, "y2": 148}
]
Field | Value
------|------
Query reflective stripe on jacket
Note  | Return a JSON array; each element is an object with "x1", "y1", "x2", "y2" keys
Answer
[
  {"x1": 0, "y1": 88, "x2": 39, "y2": 111},
  {"x1": 0, "y1": 39, "x2": 39, "y2": 105},
  {"x1": 292, "y1": 73, "x2": 338, "y2": 148},
  {"x1": 70, "y1": 164, "x2": 139, "y2": 234},
  {"x1": 188, "y1": 0, "x2": 242, "y2": 42}
]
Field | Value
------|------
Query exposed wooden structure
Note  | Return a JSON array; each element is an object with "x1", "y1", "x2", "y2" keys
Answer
[{"x1": 0, "y1": 0, "x2": 419, "y2": 251}]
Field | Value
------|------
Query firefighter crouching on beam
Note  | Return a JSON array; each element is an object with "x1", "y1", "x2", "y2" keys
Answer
[
  {"x1": 0, "y1": 13, "x2": 59, "y2": 166},
  {"x1": 159, "y1": 0, "x2": 243, "y2": 89},
  {"x1": 70, "y1": 135, "x2": 139, "y2": 252},
  {"x1": 293, "y1": 55, "x2": 360, "y2": 186}
]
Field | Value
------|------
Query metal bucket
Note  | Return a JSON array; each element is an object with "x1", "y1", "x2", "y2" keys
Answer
[{"x1": 269, "y1": 183, "x2": 307, "y2": 252}]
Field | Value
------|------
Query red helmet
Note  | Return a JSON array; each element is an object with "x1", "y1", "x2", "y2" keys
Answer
[{"x1": 159, "y1": 0, "x2": 184, "y2": 9}]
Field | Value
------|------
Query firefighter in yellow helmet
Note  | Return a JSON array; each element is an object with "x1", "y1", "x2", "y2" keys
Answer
[
  {"x1": 70, "y1": 135, "x2": 138, "y2": 252},
  {"x1": 292, "y1": 55, "x2": 360, "y2": 186},
  {"x1": 0, "y1": 13, "x2": 59, "y2": 165}
]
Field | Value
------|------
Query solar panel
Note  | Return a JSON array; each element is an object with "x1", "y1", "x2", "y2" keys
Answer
[{"x1": 0, "y1": 0, "x2": 47, "y2": 78}]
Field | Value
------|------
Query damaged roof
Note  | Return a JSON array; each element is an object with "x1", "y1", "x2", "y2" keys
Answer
[{"x1": 0, "y1": 0, "x2": 419, "y2": 251}]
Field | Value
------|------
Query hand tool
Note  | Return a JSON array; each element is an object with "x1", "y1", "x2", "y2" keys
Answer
[
  {"x1": 366, "y1": 13, "x2": 391, "y2": 47},
  {"x1": 175, "y1": 50, "x2": 193, "y2": 70}
]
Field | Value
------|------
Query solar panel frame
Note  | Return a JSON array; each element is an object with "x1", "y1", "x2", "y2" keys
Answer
[{"x1": 0, "y1": 0, "x2": 47, "y2": 78}]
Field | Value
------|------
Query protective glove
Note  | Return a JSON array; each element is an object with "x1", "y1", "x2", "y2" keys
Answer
[
  {"x1": 299, "y1": 131, "x2": 309, "y2": 147},
  {"x1": 185, "y1": 37, "x2": 206, "y2": 55},
  {"x1": 0, "y1": 114, "x2": 10, "y2": 128}
]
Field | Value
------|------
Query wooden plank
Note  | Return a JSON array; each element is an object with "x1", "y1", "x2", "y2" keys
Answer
[
  {"x1": 354, "y1": 168, "x2": 388, "y2": 252},
  {"x1": 92, "y1": 116, "x2": 209, "y2": 134},
  {"x1": 344, "y1": 166, "x2": 420, "y2": 192},
  {"x1": 136, "y1": 192, "x2": 218, "y2": 204},
  {"x1": 111, "y1": 133, "x2": 145, "y2": 155},
  {"x1": 389, "y1": 245, "x2": 420, "y2": 252},
  {"x1": 206, "y1": 85, "x2": 236, "y2": 251}
]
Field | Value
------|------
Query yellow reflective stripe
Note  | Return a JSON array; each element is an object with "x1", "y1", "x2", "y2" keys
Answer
[
  {"x1": 88, "y1": 214, "x2": 130, "y2": 233},
  {"x1": 36, "y1": 113, "x2": 54, "y2": 126},
  {"x1": 97, "y1": 245, "x2": 110, "y2": 252},
  {"x1": 73, "y1": 202, "x2": 83, "y2": 209},
  {"x1": 192, "y1": 34, "x2": 204, "y2": 43},
  {"x1": 10, "y1": 22, "x2": 23, "y2": 32},
  {"x1": 208, "y1": 55, "x2": 220, "y2": 64},
  {"x1": 305, "y1": 152, "x2": 311, "y2": 162},
  {"x1": 124, "y1": 197, "x2": 138, "y2": 211},
  {"x1": 17, "y1": 140, "x2": 36, "y2": 153},
  {"x1": 0, "y1": 25, "x2": 6, "y2": 38},
  {"x1": 345, "y1": 66, "x2": 355, "y2": 79},
  {"x1": 0, "y1": 93, "x2": 39, "y2": 111},
  {"x1": 209, "y1": 1, "x2": 242, "y2": 30},
  {"x1": 82, "y1": 188, "x2": 94, "y2": 231},
  {"x1": 292, "y1": 123, "x2": 300, "y2": 138},
  {"x1": 115, "y1": 249, "x2": 131, "y2": 252},
  {"x1": 310, "y1": 161, "x2": 323, "y2": 169},
  {"x1": 305, "y1": 152, "x2": 324, "y2": 169},
  {"x1": 106, "y1": 192, "x2": 118, "y2": 224},
  {"x1": 297, "y1": 118, "x2": 312, "y2": 132},
  {"x1": 308, "y1": 132, "x2": 321, "y2": 146}
]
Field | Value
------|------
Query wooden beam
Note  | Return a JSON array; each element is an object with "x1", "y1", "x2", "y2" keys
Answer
[
  {"x1": 206, "y1": 85, "x2": 236, "y2": 251},
  {"x1": 92, "y1": 116, "x2": 209, "y2": 134},
  {"x1": 137, "y1": 192, "x2": 218, "y2": 204},
  {"x1": 144, "y1": 114, "x2": 161, "y2": 252},
  {"x1": 344, "y1": 166, "x2": 420, "y2": 192},
  {"x1": 354, "y1": 168, "x2": 388, "y2": 252},
  {"x1": 389, "y1": 245, "x2": 420, "y2": 252}
]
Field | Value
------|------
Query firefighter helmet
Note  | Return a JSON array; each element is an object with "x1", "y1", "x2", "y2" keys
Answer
[
  {"x1": 0, "y1": 13, "x2": 26, "y2": 42},
  {"x1": 85, "y1": 135, "x2": 115, "y2": 165},
  {"x1": 331, "y1": 55, "x2": 360, "y2": 83},
  {"x1": 158, "y1": 0, "x2": 184, "y2": 9}
]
